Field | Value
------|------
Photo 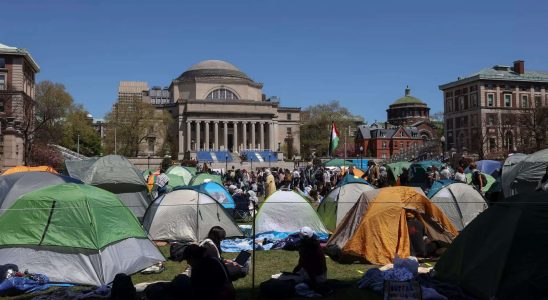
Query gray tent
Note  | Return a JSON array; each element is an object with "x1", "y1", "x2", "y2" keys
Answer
[
  {"x1": 66, "y1": 155, "x2": 151, "y2": 219},
  {"x1": 502, "y1": 149, "x2": 548, "y2": 197},
  {"x1": 0, "y1": 172, "x2": 82, "y2": 215},
  {"x1": 429, "y1": 182, "x2": 487, "y2": 231},
  {"x1": 143, "y1": 189, "x2": 242, "y2": 242}
]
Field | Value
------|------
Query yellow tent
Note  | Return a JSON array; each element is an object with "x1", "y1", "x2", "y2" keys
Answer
[
  {"x1": 340, "y1": 166, "x2": 366, "y2": 179},
  {"x1": 325, "y1": 186, "x2": 458, "y2": 265},
  {"x1": 2, "y1": 166, "x2": 58, "y2": 176}
]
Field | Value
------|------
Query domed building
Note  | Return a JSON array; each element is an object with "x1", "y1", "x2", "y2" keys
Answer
[
  {"x1": 168, "y1": 60, "x2": 301, "y2": 160},
  {"x1": 387, "y1": 86, "x2": 430, "y2": 126}
]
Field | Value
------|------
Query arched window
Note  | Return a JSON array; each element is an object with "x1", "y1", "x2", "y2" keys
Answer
[{"x1": 206, "y1": 88, "x2": 239, "y2": 100}]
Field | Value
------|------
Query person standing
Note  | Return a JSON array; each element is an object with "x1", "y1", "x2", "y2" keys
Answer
[
  {"x1": 440, "y1": 165, "x2": 452, "y2": 180},
  {"x1": 469, "y1": 162, "x2": 484, "y2": 193},
  {"x1": 454, "y1": 167, "x2": 466, "y2": 183},
  {"x1": 536, "y1": 165, "x2": 548, "y2": 192},
  {"x1": 265, "y1": 169, "x2": 276, "y2": 197},
  {"x1": 156, "y1": 169, "x2": 169, "y2": 197}
]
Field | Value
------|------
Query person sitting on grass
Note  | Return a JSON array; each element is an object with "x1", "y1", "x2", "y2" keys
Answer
[
  {"x1": 200, "y1": 226, "x2": 248, "y2": 281},
  {"x1": 292, "y1": 227, "x2": 331, "y2": 296}
]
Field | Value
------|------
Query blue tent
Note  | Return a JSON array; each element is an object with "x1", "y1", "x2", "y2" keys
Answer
[
  {"x1": 176, "y1": 181, "x2": 235, "y2": 209},
  {"x1": 349, "y1": 159, "x2": 369, "y2": 170},
  {"x1": 427, "y1": 179, "x2": 457, "y2": 198},
  {"x1": 336, "y1": 174, "x2": 370, "y2": 187},
  {"x1": 465, "y1": 160, "x2": 502, "y2": 177}
]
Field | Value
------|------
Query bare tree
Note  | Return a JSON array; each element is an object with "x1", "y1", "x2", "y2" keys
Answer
[{"x1": 517, "y1": 106, "x2": 548, "y2": 152}]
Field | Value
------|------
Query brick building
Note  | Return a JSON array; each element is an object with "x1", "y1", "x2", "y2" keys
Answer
[
  {"x1": 439, "y1": 60, "x2": 548, "y2": 158},
  {"x1": 0, "y1": 43, "x2": 40, "y2": 169}
]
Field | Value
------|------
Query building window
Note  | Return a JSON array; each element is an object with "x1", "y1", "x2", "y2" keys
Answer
[
  {"x1": 0, "y1": 99, "x2": 4, "y2": 112},
  {"x1": 147, "y1": 138, "x2": 155, "y2": 153},
  {"x1": 382, "y1": 153, "x2": 386, "y2": 159},
  {"x1": 535, "y1": 95, "x2": 542, "y2": 107},
  {"x1": 286, "y1": 127, "x2": 292, "y2": 135},
  {"x1": 206, "y1": 88, "x2": 238, "y2": 100},
  {"x1": 0, "y1": 58, "x2": 5, "y2": 68},
  {"x1": 488, "y1": 114, "x2": 495, "y2": 125},
  {"x1": 521, "y1": 95, "x2": 529, "y2": 108},
  {"x1": 487, "y1": 93, "x2": 494, "y2": 107},
  {"x1": 504, "y1": 94, "x2": 512, "y2": 107},
  {"x1": 382, "y1": 141, "x2": 387, "y2": 149},
  {"x1": 459, "y1": 96, "x2": 465, "y2": 111},
  {"x1": 489, "y1": 138, "x2": 496, "y2": 150},
  {"x1": 400, "y1": 142, "x2": 404, "y2": 149},
  {"x1": 471, "y1": 94, "x2": 478, "y2": 107},
  {"x1": 0, "y1": 74, "x2": 5, "y2": 90},
  {"x1": 287, "y1": 113, "x2": 291, "y2": 120}
]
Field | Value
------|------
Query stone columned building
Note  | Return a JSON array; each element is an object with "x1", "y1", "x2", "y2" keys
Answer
[{"x1": 170, "y1": 60, "x2": 301, "y2": 161}]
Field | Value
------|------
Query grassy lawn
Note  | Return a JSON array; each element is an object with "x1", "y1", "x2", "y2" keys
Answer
[{"x1": 131, "y1": 246, "x2": 382, "y2": 300}]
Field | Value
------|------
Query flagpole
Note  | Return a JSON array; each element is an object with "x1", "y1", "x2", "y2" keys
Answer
[{"x1": 328, "y1": 122, "x2": 333, "y2": 158}]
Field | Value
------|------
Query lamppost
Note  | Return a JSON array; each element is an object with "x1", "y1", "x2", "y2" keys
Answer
[
  {"x1": 250, "y1": 155, "x2": 253, "y2": 171},
  {"x1": 77, "y1": 133, "x2": 80, "y2": 155},
  {"x1": 147, "y1": 155, "x2": 151, "y2": 169},
  {"x1": 440, "y1": 136, "x2": 446, "y2": 160},
  {"x1": 268, "y1": 153, "x2": 271, "y2": 168},
  {"x1": 359, "y1": 145, "x2": 364, "y2": 169}
]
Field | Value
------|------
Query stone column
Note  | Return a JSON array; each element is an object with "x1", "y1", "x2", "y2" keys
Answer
[
  {"x1": 178, "y1": 116, "x2": 184, "y2": 155},
  {"x1": 274, "y1": 122, "x2": 279, "y2": 151},
  {"x1": 233, "y1": 121, "x2": 238, "y2": 152},
  {"x1": 196, "y1": 120, "x2": 201, "y2": 151},
  {"x1": 260, "y1": 122, "x2": 264, "y2": 150},
  {"x1": 186, "y1": 120, "x2": 191, "y2": 152},
  {"x1": 251, "y1": 122, "x2": 256, "y2": 149},
  {"x1": 214, "y1": 121, "x2": 219, "y2": 151},
  {"x1": 205, "y1": 121, "x2": 210, "y2": 150},
  {"x1": 268, "y1": 122, "x2": 273, "y2": 151},
  {"x1": 223, "y1": 121, "x2": 228, "y2": 151},
  {"x1": 242, "y1": 122, "x2": 247, "y2": 151}
]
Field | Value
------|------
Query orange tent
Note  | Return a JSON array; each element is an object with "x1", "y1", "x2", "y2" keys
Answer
[
  {"x1": 340, "y1": 166, "x2": 366, "y2": 179},
  {"x1": 2, "y1": 166, "x2": 58, "y2": 176},
  {"x1": 325, "y1": 186, "x2": 458, "y2": 265}
]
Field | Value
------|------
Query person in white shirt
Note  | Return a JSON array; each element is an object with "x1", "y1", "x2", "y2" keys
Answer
[
  {"x1": 440, "y1": 166, "x2": 452, "y2": 180},
  {"x1": 454, "y1": 167, "x2": 466, "y2": 183},
  {"x1": 156, "y1": 169, "x2": 169, "y2": 197}
]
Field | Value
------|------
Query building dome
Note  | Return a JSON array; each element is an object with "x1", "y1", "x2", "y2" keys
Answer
[
  {"x1": 179, "y1": 60, "x2": 251, "y2": 81},
  {"x1": 391, "y1": 86, "x2": 426, "y2": 106}
]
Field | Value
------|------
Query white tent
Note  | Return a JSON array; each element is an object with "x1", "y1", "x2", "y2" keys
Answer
[
  {"x1": 255, "y1": 190, "x2": 328, "y2": 235},
  {"x1": 143, "y1": 189, "x2": 242, "y2": 241},
  {"x1": 429, "y1": 182, "x2": 487, "y2": 231}
]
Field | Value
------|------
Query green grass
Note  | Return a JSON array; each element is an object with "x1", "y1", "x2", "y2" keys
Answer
[{"x1": 131, "y1": 246, "x2": 382, "y2": 300}]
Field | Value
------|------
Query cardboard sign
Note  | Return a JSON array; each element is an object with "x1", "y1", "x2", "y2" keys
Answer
[{"x1": 383, "y1": 280, "x2": 422, "y2": 300}]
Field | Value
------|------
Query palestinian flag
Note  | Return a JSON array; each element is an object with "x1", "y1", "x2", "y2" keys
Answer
[{"x1": 330, "y1": 122, "x2": 340, "y2": 156}]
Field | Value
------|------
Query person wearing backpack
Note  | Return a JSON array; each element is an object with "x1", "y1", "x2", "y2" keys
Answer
[{"x1": 469, "y1": 162, "x2": 484, "y2": 193}]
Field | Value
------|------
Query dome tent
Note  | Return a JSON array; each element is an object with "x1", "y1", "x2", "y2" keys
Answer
[
  {"x1": 0, "y1": 183, "x2": 164, "y2": 286},
  {"x1": 255, "y1": 190, "x2": 328, "y2": 235},
  {"x1": 317, "y1": 174, "x2": 374, "y2": 231},
  {"x1": 501, "y1": 149, "x2": 548, "y2": 197},
  {"x1": 0, "y1": 172, "x2": 82, "y2": 215},
  {"x1": 166, "y1": 165, "x2": 193, "y2": 186},
  {"x1": 2, "y1": 165, "x2": 58, "y2": 176},
  {"x1": 464, "y1": 160, "x2": 502, "y2": 177},
  {"x1": 179, "y1": 181, "x2": 235, "y2": 209},
  {"x1": 434, "y1": 192, "x2": 548, "y2": 300},
  {"x1": 143, "y1": 189, "x2": 242, "y2": 242},
  {"x1": 325, "y1": 187, "x2": 457, "y2": 265},
  {"x1": 465, "y1": 172, "x2": 496, "y2": 193},
  {"x1": 189, "y1": 173, "x2": 223, "y2": 186},
  {"x1": 427, "y1": 180, "x2": 487, "y2": 231},
  {"x1": 65, "y1": 155, "x2": 151, "y2": 219}
]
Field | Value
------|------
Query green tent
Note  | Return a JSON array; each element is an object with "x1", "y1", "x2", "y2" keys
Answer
[
  {"x1": 408, "y1": 160, "x2": 444, "y2": 185},
  {"x1": 167, "y1": 174, "x2": 186, "y2": 189},
  {"x1": 386, "y1": 161, "x2": 412, "y2": 184},
  {"x1": 189, "y1": 173, "x2": 223, "y2": 186},
  {"x1": 323, "y1": 159, "x2": 355, "y2": 167},
  {"x1": 0, "y1": 183, "x2": 164, "y2": 286},
  {"x1": 465, "y1": 172, "x2": 495, "y2": 193},
  {"x1": 434, "y1": 192, "x2": 548, "y2": 299},
  {"x1": 184, "y1": 166, "x2": 197, "y2": 176},
  {"x1": 166, "y1": 165, "x2": 193, "y2": 186}
]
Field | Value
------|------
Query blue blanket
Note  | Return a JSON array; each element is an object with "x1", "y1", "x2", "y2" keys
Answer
[
  {"x1": 0, "y1": 274, "x2": 50, "y2": 296},
  {"x1": 221, "y1": 231, "x2": 329, "y2": 253}
]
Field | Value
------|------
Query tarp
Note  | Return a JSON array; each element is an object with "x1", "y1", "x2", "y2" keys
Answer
[
  {"x1": 143, "y1": 189, "x2": 242, "y2": 242},
  {"x1": 501, "y1": 149, "x2": 548, "y2": 198},
  {"x1": 65, "y1": 155, "x2": 151, "y2": 219},
  {"x1": 189, "y1": 173, "x2": 222, "y2": 186},
  {"x1": 323, "y1": 159, "x2": 355, "y2": 167},
  {"x1": 256, "y1": 190, "x2": 328, "y2": 235},
  {"x1": 428, "y1": 181, "x2": 487, "y2": 231},
  {"x1": 166, "y1": 165, "x2": 193, "y2": 186},
  {"x1": 434, "y1": 192, "x2": 548, "y2": 300},
  {"x1": 0, "y1": 183, "x2": 164, "y2": 286},
  {"x1": 317, "y1": 174, "x2": 374, "y2": 231},
  {"x1": 464, "y1": 160, "x2": 502, "y2": 177},
  {"x1": 325, "y1": 186, "x2": 458, "y2": 265},
  {"x1": 179, "y1": 182, "x2": 235, "y2": 209},
  {"x1": 2, "y1": 166, "x2": 58, "y2": 176},
  {"x1": 0, "y1": 172, "x2": 82, "y2": 215},
  {"x1": 386, "y1": 162, "x2": 412, "y2": 184},
  {"x1": 465, "y1": 172, "x2": 496, "y2": 193}
]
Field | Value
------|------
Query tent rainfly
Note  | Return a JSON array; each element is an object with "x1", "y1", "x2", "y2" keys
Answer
[
  {"x1": 2, "y1": 166, "x2": 58, "y2": 176},
  {"x1": 178, "y1": 181, "x2": 236, "y2": 209},
  {"x1": 255, "y1": 190, "x2": 328, "y2": 235},
  {"x1": 143, "y1": 189, "x2": 242, "y2": 242},
  {"x1": 189, "y1": 173, "x2": 223, "y2": 186},
  {"x1": 325, "y1": 186, "x2": 457, "y2": 265},
  {"x1": 0, "y1": 183, "x2": 164, "y2": 286},
  {"x1": 65, "y1": 155, "x2": 151, "y2": 219},
  {"x1": 166, "y1": 165, "x2": 193, "y2": 186},
  {"x1": 465, "y1": 160, "x2": 502, "y2": 177},
  {"x1": 427, "y1": 180, "x2": 487, "y2": 231},
  {"x1": 317, "y1": 174, "x2": 374, "y2": 231},
  {"x1": 434, "y1": 192, "x2": 548, "y2": 300},
  {"x1": 501, "y1": 149, "x2": 548, "y2": 198}
]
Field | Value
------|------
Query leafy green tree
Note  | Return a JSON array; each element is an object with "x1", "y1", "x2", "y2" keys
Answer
[
  {"x1": 60, "y1": 105, "x2": 102, "y2": 156},
  {"x1": 300, "y1": 100, "x2": 364, "y2": 159}
]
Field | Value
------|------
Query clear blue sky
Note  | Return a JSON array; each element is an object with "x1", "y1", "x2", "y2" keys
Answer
[{"x1": 2, "y1": 0, "x2": 546, "y2": 122}]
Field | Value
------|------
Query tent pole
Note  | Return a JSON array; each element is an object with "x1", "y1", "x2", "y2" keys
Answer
[
  {"x1": 196, "y1": 193, "x2": 200, "y2": 241},
  {"x1": 252, "y1": 200, "x2": 257, "y2": 297}
]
